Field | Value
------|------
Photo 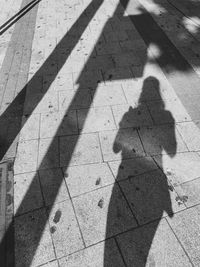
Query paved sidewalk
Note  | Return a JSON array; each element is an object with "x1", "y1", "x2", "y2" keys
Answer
[{"x1": 1, "y1": 0, "x2": 200, "y2": 266}]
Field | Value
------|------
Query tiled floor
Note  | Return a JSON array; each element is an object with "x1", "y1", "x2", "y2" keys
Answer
[{"x1": 1, "y1": 0, "x2": 200, "y2": 266}]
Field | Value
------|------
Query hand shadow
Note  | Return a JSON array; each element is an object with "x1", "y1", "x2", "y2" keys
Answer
[{"x1": 104, "y1": 76, "x2": 176, "y2": 266}]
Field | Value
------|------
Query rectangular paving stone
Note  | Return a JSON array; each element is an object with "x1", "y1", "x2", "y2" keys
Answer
[
  {"x1": 40, "y1": 110, "x2": 78, "y2": 138},
  {"x1": 73, "y1": 184, "x2": 137, "y2": 246},
  {"x1": 24, "y1": 91, "x2": 59, "y2": 115},
  {"x1": 112, "y1": 104, "x2": 153, "y2": 128},
  {"x1": 48, "y1": 200, "x2": 84, "y2": 258},
  {"x1": 39, "y1": 168, "x2": 69, "y2": 206},
  {"x1": 117, "y1": 218, "x2": 192, "y2": 267},
  {"x1": 59, "y1": 89, "x2": 92, "y2": 111},
  {"x1": 146, "y1": 98, "x2": 191, "y2": 124},
  {"x1": 91, "y1": 84, "x2": 127, "y2": 107},
  {"x1": 14, "y1": 139, "x2": 39, "y2": 174},
  {"x1": 77, "y1": 106, "x2": 116, "y2": 133},
  {"x1": 38, "y1": 137, "x2": 59, "y2": 170},
  {"x1": 175, "y1": 178, "x2": 200, "y2": 207},
  {"x1": 102, "y1": 67, "x2": 134, "y2": 85},
  {"x1": 19, "y1": 114, "x2": 40, "y2": 141},
  {"x1": 176, "y1": 121, "x2": 200, "y2": 151},
  {"x1": 99, "y1": 128, "x2": 145, "y2": 162},
  {"x1": 73, "y1": 70, "x2": 103, "y2": 91},
  {"x1": 14, "y1": 172, "x2": 43, "y2": 216},
  {"x1": 15, "y1": 208, "x2": 55, "y2": 267},
  {"x1": 54, "y1": 72, "x2": 74, "y2": 91},
  {"x1": 154, "y1": 152, "x2": 200, "y2": 186},
  {"x1": 119, "y1": 169, "x2": 185, "y2": 225},
  {"x1": 108, "y1": 156, "x2": 158, "y2": 181},
  {"x1": 59, "y1": 238, "x2": 125, "y2": 267},
  {"x1": 167, "y1": 206, "x2": 200, "y2": 266},
  {"x1": 60, "y1": 133, "x2": 102, "y2": 167},
  {"x1": 139, "y1": 125, "x2": 188, "y2": 156},
  {"x1": 63, "y1": 163, "x2": 115, "y2": 197}
]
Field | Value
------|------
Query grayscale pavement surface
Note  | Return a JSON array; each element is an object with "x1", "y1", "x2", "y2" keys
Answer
[{"x1": 1, "y1": 0, "x2": 200, "y2": 266}]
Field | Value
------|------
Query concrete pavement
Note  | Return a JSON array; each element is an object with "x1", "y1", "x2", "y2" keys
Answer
[{"x1": 1, "y1": 0, "x2": 200, "y2": 266}]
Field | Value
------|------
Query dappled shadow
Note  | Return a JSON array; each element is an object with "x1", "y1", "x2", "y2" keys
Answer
[{"x1": 104, "y1": 77, "x2": 175, "y2": 266}]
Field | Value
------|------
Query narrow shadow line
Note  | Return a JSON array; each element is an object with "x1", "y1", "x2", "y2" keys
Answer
[{"x1": 0, "y1": 0, "x2": 41, "y2": 35}]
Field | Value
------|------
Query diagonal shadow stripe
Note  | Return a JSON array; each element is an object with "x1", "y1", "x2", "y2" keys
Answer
[{"x1": 0, "y1": 0, "x2": 104, "y2": 266}]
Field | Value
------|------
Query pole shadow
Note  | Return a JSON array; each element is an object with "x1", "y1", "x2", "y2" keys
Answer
[{"x1": 104, "y1": 76, "x2": 176, "y2": 266}]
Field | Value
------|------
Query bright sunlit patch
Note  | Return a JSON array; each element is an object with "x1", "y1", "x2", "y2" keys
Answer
[
  {"x1": 183, "y1": 17, "x2": 200, "y2": 34},
  {"x1": 147, "y1": 43, "x2": 162, "y2": 60}
]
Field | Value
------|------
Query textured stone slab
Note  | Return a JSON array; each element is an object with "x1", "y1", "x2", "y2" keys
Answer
[
  {"x1": 60, "y1": 133, "x2": 102, "y2": 167},
  {"x1": 167, "y1": 206, "x2": 200, "y2": 266},
  {"x1": 39, "y1": 168, "x2": 69, "y2": 206},
  {"x1": 154, "y1": 152, "x2": 200, "y2": 186},
  {"x1": 117, "y1": 219, "x2": 192, "y2": 267},
  {"x1": 15, "y1": 209, "x2": 55, "y2": 267},
  {"x1": 119, "y1": 169, "x2": 185, "y2": 225},
  {"x1": 112, "y1": 104, "x2": 153, "y2": 128},
  {"x1": 40, "y1": 110, "x2": 78, "y2": 138},
  {"x1": 64, "y1": 163, "x2": 115, "y2": 197},
  {"x1": 92, "y1": 84, "x2": 127, "y2": 107},
  {"x1": 38, "y1": 138, "x2": 59, "y2": 170},
  {"x1": 48, "y1": 200, "x2": 84, "y2": 258},
  {"x1": 14, "y1": 140, "x2": 39, "y2": 174},
  {"x1": 19, "y1": 114, "x2": 40, "y2": 141},
  {"x1": 73, "y1": 184, "x2": 137, "y2": 246},
  {"x1": 174, "y1": 178, "x2": 200, "y2": 207},
  {"x1": 108, "y1": 156, "x2": 158, "y2": 181},
  {"x1": 59, "y1": 239, "x2": 125, "y2": 267},
  {"x1": 14, "y1": 172, "x2": 43, "y2": 215},
  {"x1": 77, "y1": 106, "x2": 116, "y2": 133},
  {"x1": 139, "y1": 125, "x2": 188, "y2": 156},
  {"x1": 176, "y1": 121, "x2": 200, "y2": 151},
  {"x1": 59, "y1": 89, "x2": 92, "y2": 111},
  {"x1": 147, "y1": 98, "x2": 191, "y2": 124},
  {"x1": 99, "y1": 129, "x2": 145, "y2": 161}
]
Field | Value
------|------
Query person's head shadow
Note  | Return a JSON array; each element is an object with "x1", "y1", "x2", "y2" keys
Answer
[{"x1": 104, "y1": 77, "x2": 176, "y2": 266}]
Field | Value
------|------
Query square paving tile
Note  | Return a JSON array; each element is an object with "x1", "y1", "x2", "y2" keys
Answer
[
  {"x1": 154, "y1": 152, "x2": 200, "y2": 186},
  {"x1": 119, "y1": 169, "x2": 185, "y2": 225},
  {"x1": 77, "y1": 106, "x2": 116, "y2": 133},
  {"x1": 38, "y1": 137, "x2": 59, "y2": 170},
  {"x1": 108, "y1": 156, "x2": 158, "y2": 181},
  {"x1": 15, "y1": 209, "x2": 55, "y2": 267},
  {"x1": 14, "y1": 172, "x2": 43, "y2": 215},
  {"x1": 112, "y1": 104, "x2": 153, "y2": 128},
  {"x1": 64, "y1": 163, "x2": 115, "y2": 197},
  {"x1": 39, "y1": 168, "x2": 69, "y2": 206},
  {"x1": 73, "y1": 184, "x2": 137, "y2": 246},
  {"x1": 139, "y1": 125, "x2": 188, "y2": 156},
  {"x1": 40, "y1": 110, "x2": 78, "y2": 138},
  {"x1": 167, "y1": 206, "x2": 200, "y2": 266},
  {"x1": 99, "y1": 129, "x2": 145, "y2": 161},
  {"x1": 60, "y1": 133, "x2": 102, "y2": 167},
  {"x1": 48, "y1": 200, "x2": 84, "y2": 258},
  {"x1": 117, "y1": 219, "x2": 192, "y2": 267},
  {"x1": 59, "y1": 239, "x2": 125, "y2": 267},
  {"x1": 14, "y1": 139, "x2": 39, "y2": 174}
]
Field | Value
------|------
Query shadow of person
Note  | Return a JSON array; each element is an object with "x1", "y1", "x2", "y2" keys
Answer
[{"x1": 104, "y1": 76, "x2": 176, "y2": 266}]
